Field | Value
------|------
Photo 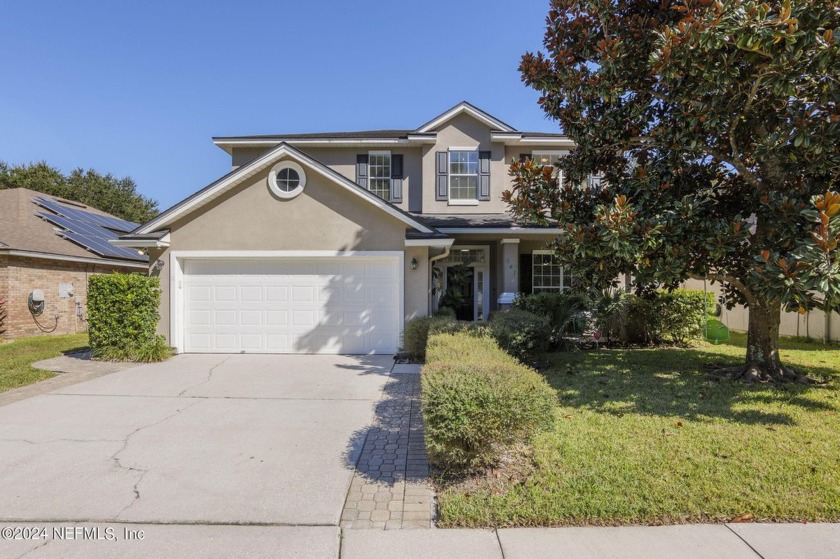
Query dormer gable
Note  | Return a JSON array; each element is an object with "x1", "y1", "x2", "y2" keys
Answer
[{"x1": 414, "y1": 101, "x2": 517, "y2": 134}]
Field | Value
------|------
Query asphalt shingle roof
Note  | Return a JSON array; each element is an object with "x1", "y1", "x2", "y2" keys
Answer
[{"x1": 0, "y1": 188, "x2": 145, "y2": 263}]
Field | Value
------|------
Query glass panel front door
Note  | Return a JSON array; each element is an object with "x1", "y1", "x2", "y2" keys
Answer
[{"x1": 446, "y1": 266, "x2": 475, "y2": 321}]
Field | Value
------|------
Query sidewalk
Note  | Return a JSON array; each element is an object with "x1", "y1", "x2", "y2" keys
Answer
[
  {"x1": 341, "y1": 524, "x2": 840, "y2": 559},
  {"x1": 3, "y1": 522, "x2": 838, "y2": 558}
]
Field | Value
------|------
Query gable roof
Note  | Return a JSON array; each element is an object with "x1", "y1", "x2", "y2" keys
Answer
[
  {"x1": 215, "y1": 130, "x2": 414, "y2": 142},
  {"x1": 132, "y1": 142, "x2": 435, "y2": 236},
  {"x1": 414, "y1": 101, "x2": 517, "y2": 134},
  {"x1": 212, "y1": 102, "x2": 526, "y2": 151},
  {"x1": 0, "y1": 188, "x2": 147, "y2": 267}
]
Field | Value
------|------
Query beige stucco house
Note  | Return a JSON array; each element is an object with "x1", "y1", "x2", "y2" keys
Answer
[{"x1": 115, "y1": 102, "x2": 580, "y2": 354}]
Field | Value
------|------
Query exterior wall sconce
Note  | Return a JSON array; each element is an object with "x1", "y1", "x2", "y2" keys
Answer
[{"x1": 410, "y1": 258, "x2": 418, "y2": 271}]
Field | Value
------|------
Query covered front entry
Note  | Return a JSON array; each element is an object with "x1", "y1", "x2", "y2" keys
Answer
[
  {"x1": 175, "y1": 252, "x2": 402, "y2": 354},
  {"x1": 435, "y1": 246, "x2": 490, "y2": 321}
]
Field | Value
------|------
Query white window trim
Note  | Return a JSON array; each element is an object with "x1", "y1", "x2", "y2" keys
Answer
[
  {"x1": 532, "y1": 249, "x2": 571, "y2": 292},
  {"x1": 530, "y1": 150, "x2": 565, "y2": 164},
  {"x1": 267, "y1": 161, "x2": 306, "y2": 199},
  {"x1": 448, "y1": 146, "x2": 479, "y2": 152},
  {"x1": 447, "y1": 199, "x2": 479, "y2": 206},
  {"x1": 447, "y1": 148, "x2": 479, "y2": 204},
  {"x1": 367, "y1": 150, "x2": 392, "y2": 201}
]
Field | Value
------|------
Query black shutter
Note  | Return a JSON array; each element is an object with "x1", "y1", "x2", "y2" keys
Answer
[
  {"x1": 356, "y1": 154, "x2": 368, "y2": 188},
  {"x1": 519, "y1": 153, "x2": 530, "y2": 163},
  {"x1": 435, "y1": 151, "x2": 448, "y2": 201},
  {"x1": 478, "y1": 151, "x2": 491, "y2": 201},
  {"x1": 390, "y1": 154, "x2": 403, "y2": 203},
  {"x1": 519, "y1": 253, "x2": 533, "y2": 295}
]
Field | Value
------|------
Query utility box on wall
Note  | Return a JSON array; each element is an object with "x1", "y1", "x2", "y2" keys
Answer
[{"x1": 59, "y1": 283, "x2": 74, "y2": 299}]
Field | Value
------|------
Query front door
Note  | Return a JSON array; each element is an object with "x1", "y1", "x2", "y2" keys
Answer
[{"x1": 445, "y1": 266, "x2": 475, "y2": 321}]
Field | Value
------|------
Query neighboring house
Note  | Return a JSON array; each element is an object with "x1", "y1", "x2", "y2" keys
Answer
[
  {"x1": 115, "y1": 102, "x2": 579, "y2": 354},
  {"x1": 0, "y1": 188, "x2": 148, "y2": 339}
]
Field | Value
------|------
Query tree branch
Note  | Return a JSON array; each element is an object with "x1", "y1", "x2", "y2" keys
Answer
[{"x1": 690, "y1": 273, "x2": 756, "y2": 306}]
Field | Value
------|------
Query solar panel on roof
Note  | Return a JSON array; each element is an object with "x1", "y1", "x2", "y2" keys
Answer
[
  {"x1": 33, "y1": 197, "x2": 138, "y2": 233},
  {"x1": 32, "y1": 196, "x2": 146, "y2": 263},
  {"x1": 37, "y1": 212, "x2": 119, "y2": 240},
  {"x1": 59, "y1": 231, "x2": 146, "y2": 261}
]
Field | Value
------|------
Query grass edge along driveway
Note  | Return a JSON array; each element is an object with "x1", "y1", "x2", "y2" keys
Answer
[
  {"x1": 0, "y1": 333, "x2": 89, "y2": 392},
  {"x1": 436, "y1": 334, "x2": 840, "y2": 527}
]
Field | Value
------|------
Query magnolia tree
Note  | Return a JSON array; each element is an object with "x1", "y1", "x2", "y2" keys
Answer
[{"x1": 505, "y1": 0, "x2": 840, "y2": 382}]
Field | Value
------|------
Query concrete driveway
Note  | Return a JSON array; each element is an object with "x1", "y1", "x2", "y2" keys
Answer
[{"x1": 0, "y1": 354, "x2": 392, "y2": 556}]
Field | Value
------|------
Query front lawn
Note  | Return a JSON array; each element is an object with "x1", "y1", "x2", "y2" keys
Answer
[
  {"x1": 435, "y1": 333, "x2": 840, "y2": 527},
  {"x1": 0, "y1": 334, "x2": 89, "y2": 392}
]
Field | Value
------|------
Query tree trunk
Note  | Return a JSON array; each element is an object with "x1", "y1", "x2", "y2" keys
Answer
[{"x1": 743, "y1": 296, "x2": 816, "y2": 383}]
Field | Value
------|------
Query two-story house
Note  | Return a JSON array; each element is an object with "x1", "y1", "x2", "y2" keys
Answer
[{"x1": 115, "y1": 102, "x2": 578, "y2": 354}]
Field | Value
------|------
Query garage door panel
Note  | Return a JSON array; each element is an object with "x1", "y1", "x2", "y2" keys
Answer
[
  {"x1": 215, "y1": 286, "x2": 237, "y2": 301},
  {"x1": 266, "y1": 286, "x2": 289, "y2": 301},
  {"x1": 240, "y1": 286, "x2": 264, "y2": 302},
  {"x1": 183, "y1": 256, "x2": 399, "y2": 354},
  {"x1": 266, "y1": 310, "x2": 289, "y2": 326}
]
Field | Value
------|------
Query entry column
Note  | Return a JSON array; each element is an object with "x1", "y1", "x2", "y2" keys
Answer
[{"x1": 498, "y1": 238, "x2": 520, "y2": 309}]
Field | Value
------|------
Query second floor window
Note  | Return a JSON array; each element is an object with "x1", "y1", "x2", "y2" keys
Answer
[
  {"x1": 368, "y1": 151, "x2": 391, "y2": 201},
  {"x1": 531, "y1": 151, "x2": 561, "y2": 166},
  {"x1": 531, "y1": 151, "x2": 564, "y2": 185},
  {"x1": 449, "y1": 150, "x2": 478, "y2": 200}
]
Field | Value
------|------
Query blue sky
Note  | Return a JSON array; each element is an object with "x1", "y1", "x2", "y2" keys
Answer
[{"x1": 0, "y1": 0, "x2": 558, "y2": 210}]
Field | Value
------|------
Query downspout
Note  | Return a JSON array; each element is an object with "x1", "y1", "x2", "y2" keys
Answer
[{"x1": 428, "y1": 245, "x2": 451, "y2": 315}]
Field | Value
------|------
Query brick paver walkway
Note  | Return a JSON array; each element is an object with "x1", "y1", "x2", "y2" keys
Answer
[{"x1": 341, "y1": 365, "x2": 435, "y2": 530}]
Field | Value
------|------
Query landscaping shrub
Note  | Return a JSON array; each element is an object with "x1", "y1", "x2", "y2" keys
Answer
[
  {"x1": 514, "y1": 291, "x2": 588, "y2": 346},
  {"x1": 403, "y1": 313, "x2": 488, "y2": 361},
  {"x1": 433, "y1": 306, "x2": 457, "y2": 319},
  {"x1": 591, "y1": 288, "x2": 714, "y2": 345},
  {"x1": 592, "y1": 288, "x2": 629, "y2": 343},
  {"x1": 402, "y1": 317, "x2": 434, "y2": 361},
  {"x1": 422, "y1": 332, "x2": 557, "y2": 470},
  {"x1": 488, "y1": 309, "x2": 551, "y2": 360},
  {"x1": 621, "y1": 294, "x2": 655, "y2": 344},
  {"x1": 88, "y1": 273, "x2": 171, "y2": 362},
  {"x1": 652, "y1": 290, "x2": 715, "y2": 344}
]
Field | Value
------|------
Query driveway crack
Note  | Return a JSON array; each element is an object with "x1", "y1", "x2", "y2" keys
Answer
[
  {"x1": 111, "y1": 400, "x2": 201, "y2": 519},
  {"x1": 14, "y1": 539, "x2": 50, "y2": 559},
  {"x1": 177, "y1": 356, "x2": 232, "y2": 397}
]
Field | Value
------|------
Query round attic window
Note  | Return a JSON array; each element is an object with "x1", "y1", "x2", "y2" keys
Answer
[{"x1": 268, "y1": 161, "x2": 306, "y2": 199}]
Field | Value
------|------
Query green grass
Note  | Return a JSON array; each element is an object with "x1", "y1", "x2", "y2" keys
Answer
[
  {"x1": 0, "y1": 334, "x2": 89, "y2": 392},
  {"x1": 435, "y1": 333, "x2": 840, "y2": 527}
]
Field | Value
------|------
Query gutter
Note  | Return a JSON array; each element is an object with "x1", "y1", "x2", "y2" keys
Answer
[{"x1": 0, "y1": 248, "x2": 148, "y2": 270}]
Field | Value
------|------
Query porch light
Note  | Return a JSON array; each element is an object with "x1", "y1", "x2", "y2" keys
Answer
[{"x1": 410, "y1": 257, "x2": 418, "y2": 271}]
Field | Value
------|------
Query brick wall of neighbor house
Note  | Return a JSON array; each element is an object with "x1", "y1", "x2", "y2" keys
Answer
[
  {"x1": 0, "y1": 255, "x2": 8, "y2": 336},
  {"x1": 0, "y1": 256, "x2": 127, "y2": 340}
]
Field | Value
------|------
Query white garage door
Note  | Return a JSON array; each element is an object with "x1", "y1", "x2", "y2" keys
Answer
[{"x1": 182, "y1": 256, "x2": 400, "y2": 354}]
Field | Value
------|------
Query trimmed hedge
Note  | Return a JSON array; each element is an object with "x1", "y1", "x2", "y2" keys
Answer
[
  {"x1": 88, "y1": 274, "x2": 171, "y2": 362},
  {"x1": 422, "y1": 332, "x2": 557, "y2": 470},
  {"x1": 488, "y1": 308, "x2": 551, "y2": 360},
  {"x1": 593, "y1": 289, "x2": 714, "y2": 345},
  {"x1": 652, "y1": 290, "x2": 716, "y2": 344},
  {"x1": 403, "y1": 314, "x2": 494, "y2": 361}
]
